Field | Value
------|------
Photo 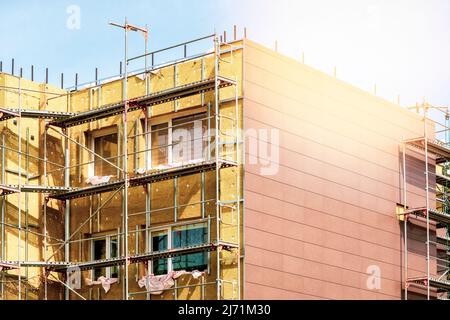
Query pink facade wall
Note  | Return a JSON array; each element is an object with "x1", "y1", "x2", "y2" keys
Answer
[{"x1": 242, "y1": 39, "x2": 435, "y2": 299}]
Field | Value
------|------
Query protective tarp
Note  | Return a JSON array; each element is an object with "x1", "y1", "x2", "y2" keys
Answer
[
  {"x1": 85, "y1": 175, "x2": 114, "y2": 185},
  {"x1": 137, "y1": 270, "x2": 205, "y2": 295},
  {"x1": 85, "y1": 276, "x2": 118, "y2": 293},
  {"x1": 135, "y1": 158, "x2": 206, "y2": 176}
]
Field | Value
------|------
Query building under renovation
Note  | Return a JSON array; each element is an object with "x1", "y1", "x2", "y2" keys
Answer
[{"x1": 0, "y1": 28, "x2": 449, "y2": 300}]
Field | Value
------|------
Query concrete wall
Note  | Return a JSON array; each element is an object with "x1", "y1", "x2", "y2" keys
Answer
[{"x1": 242, "y1": 39, "x2": 435, "y2": 299}]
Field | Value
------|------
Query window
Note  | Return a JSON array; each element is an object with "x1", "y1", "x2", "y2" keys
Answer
[
  {"x1": 87, "y1": 127, "x2": 118, "y2": 177},
  {"x1": 151, "y1": 123, "x2": 168, "y2": 167},
  {"x1": 172, "y1": 223, "x2": 207, "y2": 272},
  {"x1": 150, "y1": 223, "x2": 207, "y2": 275},
  {"x1": 172, "y1": 113, "x2": 207, "y2": 164},
  {"x1": 92, "y1": 235, "x2": 118, "y2": 279},
  {"x1": 151, "y1": 230, "x2": 168, "y2": 276}
]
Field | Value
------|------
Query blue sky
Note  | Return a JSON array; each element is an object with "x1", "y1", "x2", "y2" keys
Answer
[{"x1": 1, "y1": 0, "x2": 449, "y2": 109}]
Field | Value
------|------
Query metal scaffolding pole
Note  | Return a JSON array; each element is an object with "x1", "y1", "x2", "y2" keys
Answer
[
  {"x1": 402, "y1": 139, "x2": 408, "y2": 300},
  {"x1": 214, "y1": 34, "x2": 221, "y2": 300},
  {"x1": 109, "y1": 16, "x2": 148, "y2": 301},
  {"x1": 63, "y1": 127, "x2": 70, "y2": 300},
  {"x1": 25, "y1": 127, "x2": 29, "y2": 300},
  {"x1": 235, "y1": 79, "x2": 241, "y2": 300},
  {"x1": 424, "y1": 110, "x2": 431, "y2": 300},
  {"x1": 43, "y1": 124, "x2": 48, "y2": 300},
  {"x1": 1, "y1": 131, "x2": 5, "y2": 299},
  {"x1": 17, "y1": 78, "x2": 22, "y2": 300}
]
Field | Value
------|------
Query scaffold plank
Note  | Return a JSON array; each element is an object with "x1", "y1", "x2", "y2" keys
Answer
[
  {"x1": 408, "y1": 276, "x2": 450, "y2": 292},
  {"x1": 49, "y1": 241, "x2": 238, "y2": 272},
  {"x1": 50, "y1": 77, "x2": 235, "y2": 128},
  {"x1": 406, "y1": 207, "x2": 450, "y2": 227},
  {"x1": 0, "y1": 185, "x2": 20, "y2": 196},
  {"x1": 0, "y1": 184, "x2": 74, "y2": 196},
  {"x1": 0, "y1": 261, "x2": 20, "y2": 271},
  {"x1": 49, "y1": 159, "x2": 237, "y2": 200},
  {"x1": 0, "y1": 108, "x2": 74, "y2": 121},
  {"x1": 405, "y1": 137, "x2": 450, "y2": 164}
]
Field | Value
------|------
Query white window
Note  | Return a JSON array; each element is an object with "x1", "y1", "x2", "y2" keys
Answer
[
  {"x1": 143, "y1": 113, "x2": 208, "y2": 170},
  {"x1": 151, "y1": 123, "x2": 169, "y2": 168},
  {"x1": 171, "y1": 113, "x2": 207, "y2": 164},
  {"x1": 87, "y1": 127, "x2": 118, "y2": 177},
  {"x1": 150, "y1": 223, "x2": 207, "y2": 276},
  {"x1": 92, "y1": 235, "x2": 119, "y2": 279}
]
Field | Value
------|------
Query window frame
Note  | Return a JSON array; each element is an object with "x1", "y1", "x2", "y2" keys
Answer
[
  {"x1": 149, "y1": 223, "x2": 208, "y2": 275},
  {"x1": 143, "y1": 112, "x2": 208, "y2": 171},
  {"x1": 87, "y1": 126, "x2": 119, "y2": 178},
  {"x1": 91, "y1": 234, "x2": 119, "y2": 280}
]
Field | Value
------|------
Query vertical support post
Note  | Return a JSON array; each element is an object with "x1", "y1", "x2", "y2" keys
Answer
[
  {"x1": 424, "y1": 110, "x2": 430, "y2": 300},
  {"x1": 207, "y1": 102, "x2": 211, "y2": 161},
  {"x1": 25, "y1": 127, "x2": 30, "y2": 300},
  {"x1": 63, "y1": 127, "x2": 70, "y2": 300},
  {"x1": 402, "y1": 140, "x2": 408, "y2": 300},
  {"x1": 201, "y1": 58, "x2": 205, "y2": 106},
  {"x1": 174, "y1": 177, "x2": 178, "y2": 222},
  {"x1": 43, "y1": 125, "x2": 48, "y2": 300},
  {"x1": 145, "y1": 24, "x2": 149, "y2": 95},
  {"x1": 123, "y1": 16, "x2": 130, "y2": 301},
  {"x1": 201, "y1": 171, "x2": 205, "y2": 219},
  {"x1": 144, "y1": 105, "x2": 150, "y2": 301},
  {"x1": 207, "y1": 215, "x2": 211, "y2": 275},
  {"x1": 235, "y1": 80, "x2": 241, "y2": 300},
  {"x1": 135, "y1": 225, "x2": 139, "y2": 281},
  {"x1": 1, "y1": 133, "x2": 5, "y2": 299},
  {"x1": 65, "y1": 87, "x2": 72, "y2": 299},
  {"x1": 117, "y1": 227, "x2": 121, "y2": 283},
  {"x1": 17, "y1": 77, "x2": 22, "y2": 300},
  {"x1": 174, "y1": 64, "x2": 178, "y2": 112},
  {"x1": 134, "y1": 120, "x2": 138, "y2": 174},
  {"x1": 214, "y1": 34, "x2": 221, "y2": 300},
  {"x1": 145, "y1": 183, "x2": 151, "y2": 301}
]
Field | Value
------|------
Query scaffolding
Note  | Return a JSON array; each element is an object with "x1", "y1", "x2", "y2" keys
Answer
[
  {"x1": 402, "y1": 102, "x2": 450, "y2": 300},
  {"x1": 0, "y1": 25, "x2": 242, "y2": 300}
]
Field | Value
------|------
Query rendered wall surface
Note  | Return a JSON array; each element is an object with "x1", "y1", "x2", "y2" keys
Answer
[{"x1": 242, "y1": 39, "x2": 434, "y2": 300}]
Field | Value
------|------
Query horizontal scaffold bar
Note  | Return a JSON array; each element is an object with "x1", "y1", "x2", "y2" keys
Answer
[
  {"x1": 0, "y1": 185, "x2": 74, "y2": 197},
  {"x1": 405, "y1": 137, "x2": 450, "y2": 164},
  {"x1": 407, "y1": 276, "x2": 450, "y2": 292},
  {"x1": 49, "y1": 76, "x2": 236, "y2": 128},
  {"x1": 404, "y1": 207, "x2": 450, "y2": 227},
  {"x1": 0, "y1": 108, "x2": 75, "y2": 121},
  {"x1": 49, "y1": 159, "x2": 237, "y2": 201},
  {"x1": 0, "y1": 241, "x2": 239, "y2": 273}
]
